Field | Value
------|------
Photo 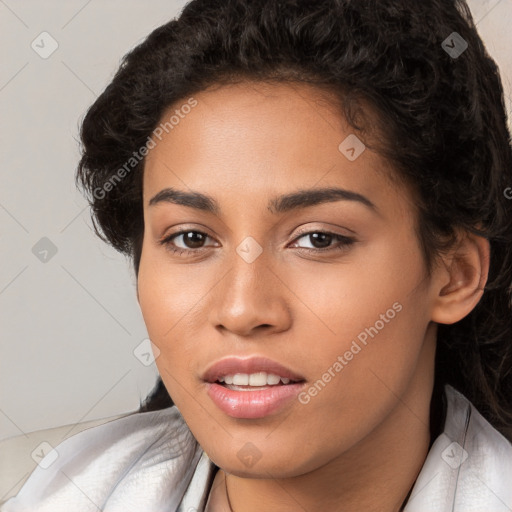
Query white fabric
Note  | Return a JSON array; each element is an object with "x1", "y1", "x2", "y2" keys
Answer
[
  {"x1": 404, "y1": 385, "x2": 512, "y2": 511},
  {"x1": 1, "y1": 385, "x2": 511, "y2": 511}
]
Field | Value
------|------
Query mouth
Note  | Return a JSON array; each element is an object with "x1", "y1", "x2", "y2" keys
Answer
[
  {"x1": 214, "y1": 372, "x2": 304, "y2": 390},
  {"x1": 202, "y1": 355, "x2": 306, "y2": 384},
  {"x1": 202, "y1": 356, "x2": 307, "y2": 418}
]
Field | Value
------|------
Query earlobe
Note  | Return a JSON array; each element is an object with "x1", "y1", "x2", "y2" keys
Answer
[{"x1": 431, "y1": 232, "x2": 490, "y2": 325}]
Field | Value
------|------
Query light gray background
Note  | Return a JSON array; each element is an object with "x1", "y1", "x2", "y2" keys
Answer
[{"x1": 1, "y1": 0, "x2": 511, "y2": 442}]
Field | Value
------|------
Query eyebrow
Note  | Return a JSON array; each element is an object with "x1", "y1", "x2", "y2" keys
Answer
[{"x1": 148, "y1": 186, "x2": 377, "y2": 215}]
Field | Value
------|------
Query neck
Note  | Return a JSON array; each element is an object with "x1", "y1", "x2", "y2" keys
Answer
[{"x1": 220, "y1": 327, "x2": 437, "y2": 512}]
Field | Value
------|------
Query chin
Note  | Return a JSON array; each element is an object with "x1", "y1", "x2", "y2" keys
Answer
[{"x1": 211, "y1": 449, "x2": 315, "y2": 479}]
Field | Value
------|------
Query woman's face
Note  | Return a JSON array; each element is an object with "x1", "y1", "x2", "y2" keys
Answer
[{"x1": 137, "y1": 82, "x2": 438, "y2": 477}]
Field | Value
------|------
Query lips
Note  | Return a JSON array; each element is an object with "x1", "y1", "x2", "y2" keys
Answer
[
  {"x1": 202, "y1": 356, "x2": 307, "y2": 419},
  {"x1": 202, "y1": 356, "x2": 306, "y2": 384}
]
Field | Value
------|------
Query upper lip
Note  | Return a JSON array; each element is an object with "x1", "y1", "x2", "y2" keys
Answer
[{"x1": 202, "y1": 356, "x2": 306, "y2": 383}]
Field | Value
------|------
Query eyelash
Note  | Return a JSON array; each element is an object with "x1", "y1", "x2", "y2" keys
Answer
[{"x1": 158, "y1": 228, "x2": 355, "y2": 257}]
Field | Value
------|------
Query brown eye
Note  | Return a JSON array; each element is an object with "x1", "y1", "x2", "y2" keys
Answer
[
  {"x1": 291, "y1": 231, "x2": 355, "y2": 252},
  {"x1": 304, "y1": 232, "x2": 333, "y2": 249},
  {"x1": 176, "y1": 231, "x2": 208, "y2": 249},
  {"x1": 159, "y1": 229, "x2": 217, "y2": 256}
]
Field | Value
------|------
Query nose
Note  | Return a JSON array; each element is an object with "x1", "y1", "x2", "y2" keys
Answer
[{"x1": 209, "y1": 246, "x2": 292, "y2": 338}]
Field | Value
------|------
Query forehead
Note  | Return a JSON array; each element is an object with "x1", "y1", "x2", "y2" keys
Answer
[{"x1": 142, "y1": 81, "x2": 412, "y2": 218}]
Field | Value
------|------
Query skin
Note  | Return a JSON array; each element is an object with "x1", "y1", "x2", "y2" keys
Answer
[{"x1": 136, "y1": 81, "x2": 489, "y2": 512}]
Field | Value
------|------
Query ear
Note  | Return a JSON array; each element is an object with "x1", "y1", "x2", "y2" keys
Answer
[{"x1": 430, "y1": 231, "x2": 490, "y2": 325}]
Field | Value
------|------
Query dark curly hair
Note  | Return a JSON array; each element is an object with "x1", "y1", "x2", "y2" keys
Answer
[{"x1": 75, "y1": 0, "x2": 512, "y2": 440}]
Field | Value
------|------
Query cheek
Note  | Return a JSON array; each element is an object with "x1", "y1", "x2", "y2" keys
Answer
[
  {"x1": 292, "y1": 235, "x2": 430, "y2": 407},
  {"x1": 290, "y1": 234, "x2": 427, "y2": 348},
  {"x1": 137, "y1": 241, "x2": 206, "y2": 338},
  {"x1": 136, "y1": 243, "x2": 212, "y2": 402}
]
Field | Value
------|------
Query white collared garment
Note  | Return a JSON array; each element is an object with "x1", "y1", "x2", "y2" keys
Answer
[{"x1": 1, "y1": 384, "x2": 511, "y2": 512}]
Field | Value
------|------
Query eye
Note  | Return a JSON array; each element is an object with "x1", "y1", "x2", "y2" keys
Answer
[
  {"x1": 158, "y1": 228, "x2": 356, "y2": 257},
  {"x1": 289, "y1": 230, "x2": 355, "y2": 252},
  {"x1": 159, "y1": 229, "x2": 217, "y2": 256}
]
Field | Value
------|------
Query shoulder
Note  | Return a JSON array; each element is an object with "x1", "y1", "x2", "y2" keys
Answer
[
  {"x1": 0, "y1": 406, "x2": 204, "y2": 512},
  {"x1": 404, "y1": 384, "x2": 512, "y2": 512},
  {"x1": 447, "y1": 385, "x2": 512, "y2": 509}
]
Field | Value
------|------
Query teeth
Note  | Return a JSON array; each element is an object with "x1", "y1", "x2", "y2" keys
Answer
[
  {"x1": 233, "y1": 373, "x2": 249, "y2": 385},
  {"x1": 249, "y1": 372, "x2": 266, "y2": 386},
  {"x1": 265, "y1": 373, "x2": 280, "y2": 385},
  {"x1": 217, "y1": 372, "x2": 294, "y2": 386}
]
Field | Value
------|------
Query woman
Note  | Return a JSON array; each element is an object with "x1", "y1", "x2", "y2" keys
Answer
[{"x1": 3, "y1": 0, "x2": 512, "y2": 510}]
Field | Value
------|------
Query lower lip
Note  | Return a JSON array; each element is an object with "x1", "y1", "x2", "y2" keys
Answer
[{"x1": 205, "y1": 381, "x2": 306, "y2": 419}]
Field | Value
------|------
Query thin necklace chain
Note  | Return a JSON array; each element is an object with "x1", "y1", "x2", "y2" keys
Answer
[{"x1": 225, "y1": 474, "x2": 234, "y2": 512}]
